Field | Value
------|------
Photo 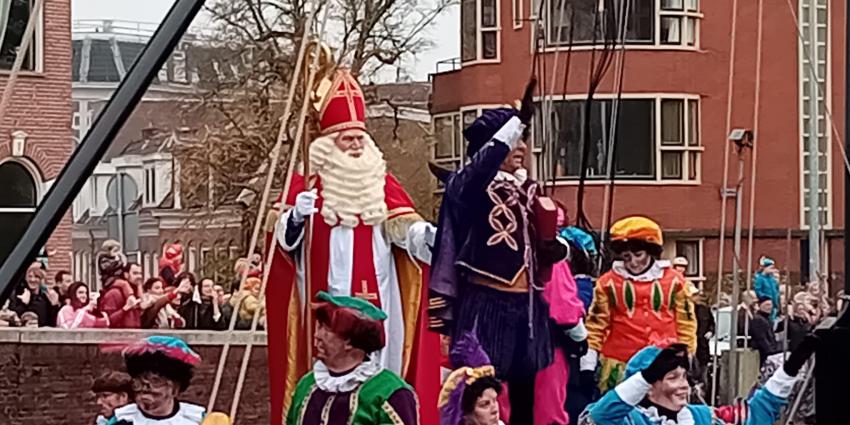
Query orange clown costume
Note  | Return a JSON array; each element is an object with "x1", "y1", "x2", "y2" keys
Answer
[{"x1": 581, "y1": 216, "x2": 697, "y2": 392}]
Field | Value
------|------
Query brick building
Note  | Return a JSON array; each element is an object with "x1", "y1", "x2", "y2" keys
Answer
[
  {"x1": 430, "y1": 0, "x2": 847, "y2": 291},
  {"x1": 0, "y1": 0, "x2": 72, "y2": 271}
]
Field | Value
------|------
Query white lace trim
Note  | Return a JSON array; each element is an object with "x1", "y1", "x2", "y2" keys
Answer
[
  {"x1": 494, "y1": 168, "x2": 528, "y2": 187},
  {"x1": 313, "y1": 354, "x2": 382, "y2": 393},
  {"x1": 611, "y1": 260, "x2": 671, "y2": 281},
  {"x1": 635, "y1": 404, "x2": 694, "y2": 425}
]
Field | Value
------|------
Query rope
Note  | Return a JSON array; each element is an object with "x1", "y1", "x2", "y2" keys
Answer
[
  {"x1": 0, "y1": 0, "x2": 44, "y2": 127},
  {"x1": 540, "y1": 0, "x2": 569, "y2": 191},
  {"x1": 205, "y1": 4, "x2": 321, "y2": 413},
  {"x1": 550, "y1": 8, "x2": 577, "y2": 194},
  {"x1": 743, "y1": 0, "x2": 765, "y2": 348},
  {"x1": 783, "y1": 0, "x2": 850, "y2": 175},
  {"x1": 226, "y1": 10, "x2": 332, "y2": 423},
  {"x1": 599, "y1": 0, "x2": 630, "y2": 242},
  {"x1": 710, "y1": 0, "x2": 741, "y2": 407}
]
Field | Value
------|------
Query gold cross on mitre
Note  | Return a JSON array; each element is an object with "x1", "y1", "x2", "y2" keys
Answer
[{"x1": 354, "y1": 280, "x2": 379, "y2": 301}]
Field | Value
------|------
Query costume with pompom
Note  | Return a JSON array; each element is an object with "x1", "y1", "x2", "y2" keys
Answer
[
  {"x1": 103, "y1": 336, "x2": 206, "y2": 425},
  {"x1": 266, "y1": 68, "x2": 439, "y2": 425},
  {"x1": 582, "y1": 217, "x2": 697, "y2": 392},
  {"x1": 580, "y1": 344, "x2": 796, "y2": 425},
  {"x1": 286, "y1": 292, "x2": 419, "y2": 425}
]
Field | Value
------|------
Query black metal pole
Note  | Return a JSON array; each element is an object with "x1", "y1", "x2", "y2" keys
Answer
[{"x1": 0, "y1": 0, "x2": 206, "y2": 300}]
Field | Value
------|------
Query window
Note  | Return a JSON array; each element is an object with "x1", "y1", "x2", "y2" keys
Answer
[
  {"x1": 144, "y1": 167, "x2": 157, "y2": 205},
  {"x1": 535, "y1": 96, "x2": 700, "y2": 182},
  {"x1": 659, "y1": 99, "x2": 700, "y2": 181},
  {"x1": 0, "y1": 161, "x2": 37, "y2": 265},
  {"x1": 660, "y1": 0, "x2": 699, "y2": 46},
  {"x1": 675, "y1": 239, "x2": 703, "y2": 279},
  {"x1": 513, "y1": 0, "x2": 524, "y2": 28},
  {"x1": 432, "y1": 112, "x2": 464, "y2": 189},
  {"x1": 537, "y1": 0, "x2": 699, "y2": 48},
  {"x1": 0, "y1": 0, "x2": 39, "y2": 71},
  {"x1": 461, "y1": 0, "x2": 501, "y2": 63}
]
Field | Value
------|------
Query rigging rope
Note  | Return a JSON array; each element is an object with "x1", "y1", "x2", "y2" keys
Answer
[
  {"x1": 743, "y1": 0, "x2": 765, "y2": 347},
  {"x1": 541, "y1": 0, "x2": 570, "y2": 193},
  {"x1": 225, "y1": 10, "x2": 332, "y2": 423},
  {"x1": 0, "y1": 0, "x2": 44, "y2": 128},
  {"x1": 206, "y1": 4, "x2": 321, "y2": 415},
  {"x1": 599, "y1": 0, "x2": 630, "y2": 244},
  {"x1": 710, "y1": 0, "x2": 741, "y2": 407},
  {"x1": 575, "y1": 0, "x2": 618, "y2": 231},
  {"x1": 783, "y1": 0, "x2": 850, "y2": 176},
  {"x1": 550, "y1": 7, "x2": 577, "y2": 195}
]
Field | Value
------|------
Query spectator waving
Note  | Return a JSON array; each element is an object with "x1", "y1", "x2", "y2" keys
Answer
[{"x1": 57, "y1": 282, "x2": 109, "y2": 329}]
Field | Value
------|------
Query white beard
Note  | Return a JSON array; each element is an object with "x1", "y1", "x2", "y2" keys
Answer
[{"x1": 309, "y1": 132, "x2": 388, "y2": 228}]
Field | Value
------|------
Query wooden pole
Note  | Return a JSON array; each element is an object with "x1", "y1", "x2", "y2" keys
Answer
[{"x1": 206, "y1": 5, "x2": 320, "y2": 413}]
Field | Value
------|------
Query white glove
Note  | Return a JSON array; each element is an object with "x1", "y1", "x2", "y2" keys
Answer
[
  {"x1": 291, "y1": 189, "x2": 319, "y2": 224},
  {"x1": 580, "y1": 349, "x2": 599, "y2": 372},
  {"x1": 567, "y1": 319, "x2": 588, "y2": 342},
  {"x1": 492, "y1": 116, "x2": 526, "y2": 150},
  {"x1": 406, "y1": 221, "x2": 437, "y2": 265}
]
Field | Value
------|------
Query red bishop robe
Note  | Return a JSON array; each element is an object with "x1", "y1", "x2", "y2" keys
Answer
[{"x1": 264, "y1": 172, "x2": 440, "y2": 425}]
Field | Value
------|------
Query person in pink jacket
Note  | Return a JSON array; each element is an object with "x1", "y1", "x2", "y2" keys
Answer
[{"x1": 58, "y1": 282, "x2": 109, "y2": 329}]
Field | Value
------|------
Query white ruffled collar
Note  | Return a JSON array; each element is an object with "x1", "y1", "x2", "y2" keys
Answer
[
  {"x1": 313, "y1": 354, "x2": 382, "y2": 393},
  {"x1": 494, "y1": 168, "x2": 528, "y2": 186},
  {"x1": 636, "y1": 404, "x2": 694, "y2": 425},
  {"x1": 612, "y1": 260, "x2": 670, "y2": 281}
]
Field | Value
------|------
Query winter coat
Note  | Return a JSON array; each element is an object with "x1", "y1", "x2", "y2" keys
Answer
[
  {"x1": 8, "y1": 288, "x2": 59, "y2": 327},
  {"x1": 749, "y1": 311, "x2": 780, "y2": 365},
  {"x1": 98, "y1": 279, "x2": 142, "y2": 328},
  {"x1": 57, "y1": 305, "x2": 109, "y2": 329},
  {"x1": 178, "y1": 298, "x2": 225, "y2": 330}
]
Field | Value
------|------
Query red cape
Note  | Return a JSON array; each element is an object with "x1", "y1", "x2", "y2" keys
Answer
[{"x1": 264, "y1": 172, "x2": 440, "y2": 425}]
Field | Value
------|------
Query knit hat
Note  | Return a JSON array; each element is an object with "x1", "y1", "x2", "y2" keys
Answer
[
  {"x1": 759, "y1": 256, "x2": 775, "y2": 268},
  {"x1": 312, "y1": 291, "x2": 387, "y2": 354},
  {"x1": 463, "y1": 108, "x2": 517, "y2": 158},
  {"x1": 97, "y1": 241, "x2": 127, "y2": 281}
]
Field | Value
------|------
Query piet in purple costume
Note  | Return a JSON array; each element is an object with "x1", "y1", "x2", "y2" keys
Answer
[{"x1": 429, "y1": 107, "x2": 566, "y2": 423}]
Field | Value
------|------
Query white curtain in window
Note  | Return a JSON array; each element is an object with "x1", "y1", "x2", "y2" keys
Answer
[
  {"x1": 0, "y1": 0, "x2": 12, "y2": 52},
  {"x1": 662, "y1": 0, "x2": 683, "y2": 9},
  {"x1": 665, "y1": 18, "x2": 681, "y2": 43}
]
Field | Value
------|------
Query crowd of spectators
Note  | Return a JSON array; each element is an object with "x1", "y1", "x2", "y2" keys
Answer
[{"x1": 0, "y1": 240, "x2": 267, "y2": 331}]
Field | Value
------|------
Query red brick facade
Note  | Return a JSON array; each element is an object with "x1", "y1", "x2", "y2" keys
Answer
[
  {"x1": 0, "y1": 0, "x2": 73, "y2": 272},
  {"x1": 0, "y1": 330, "x2": 269, "y2": 424},
  {"x1": 431, "y1": 0, "x2": 847, "y2": 291}
]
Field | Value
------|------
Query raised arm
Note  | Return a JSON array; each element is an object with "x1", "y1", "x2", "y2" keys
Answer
[{"x1": 445, "y1": 115, "x2": 525, "y2": 205}]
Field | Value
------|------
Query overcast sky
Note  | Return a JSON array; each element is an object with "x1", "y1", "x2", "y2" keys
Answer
[{"x1": 72, "y1": 0, "x2": 459, "y2": 82}]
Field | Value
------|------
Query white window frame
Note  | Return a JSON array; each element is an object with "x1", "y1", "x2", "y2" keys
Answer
[
  {"x1": 673, "y1": 239, "x2": 704, "y2": 283},
  {"x1": 531, "y1": 93, "x2": 702, "y2": 185},
  {"x1": 657, "y1": 0, "x2": 701, "y2": 48},
  {"x1": 531, "y1": 0, "x2": 703, "y2": 53},
  {"x1": 462, "y1": 0, "x2": 502, "y2": 65},
  {"x1": 0, "y1": 0, "x2": 44, "y2": 74},
  {"x1": 143, "y1": 167, "x2": 157, "y2": 207},
  {"x1": 513, "y1": 0, "x2": 524, "y2": 29},
  {"x1": 798, "y1": 0, "x2": 832, "y2": 229},
  {"x1": 658, "y1": 98, "x2": 701, "y2": 182}
]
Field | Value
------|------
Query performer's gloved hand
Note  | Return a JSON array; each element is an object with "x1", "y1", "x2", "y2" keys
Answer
[
  {"x1": 292, "y1": 189, "x2": 319, "y2": 224},
  {"x1": 538, "y1": 239, "x2": 568, "y2": 267},
  {"x1": 783, "y1": 334, "x2": 819, "y2": 377},
  {"x1": 517, "y1": 77, "x2": 537, "y2": 125},
  {"x1": 642, "y1": 343, "x2": 689, "y2": 384}
]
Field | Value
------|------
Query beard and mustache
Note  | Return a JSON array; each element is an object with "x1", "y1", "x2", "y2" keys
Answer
[{"x1": 309, "y1": 131, "x2": 388, "y2": 228}]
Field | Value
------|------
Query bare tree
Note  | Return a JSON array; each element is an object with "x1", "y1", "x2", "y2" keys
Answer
[{"x1": 174, "y1": 0, "x2": 454, "y2": 245}]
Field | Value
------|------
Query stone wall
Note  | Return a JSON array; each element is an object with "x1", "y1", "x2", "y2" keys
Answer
[{"x1": 0, "y1": 329, "x2": 270, "y2": 424}]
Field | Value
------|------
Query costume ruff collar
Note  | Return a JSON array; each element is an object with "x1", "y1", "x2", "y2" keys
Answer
[
  {"x1": 636, "y1": 405, "x2": 694, "y2": 425},
  {"x1": 612, "y1": 260, "x2": 670, "y2": 281},
  {"x1": 494, "y1": 168, "x2": 528, "y2": 186},
  {"x1": 313, "y1": 354, "x2": 382, "y2": 393}
]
